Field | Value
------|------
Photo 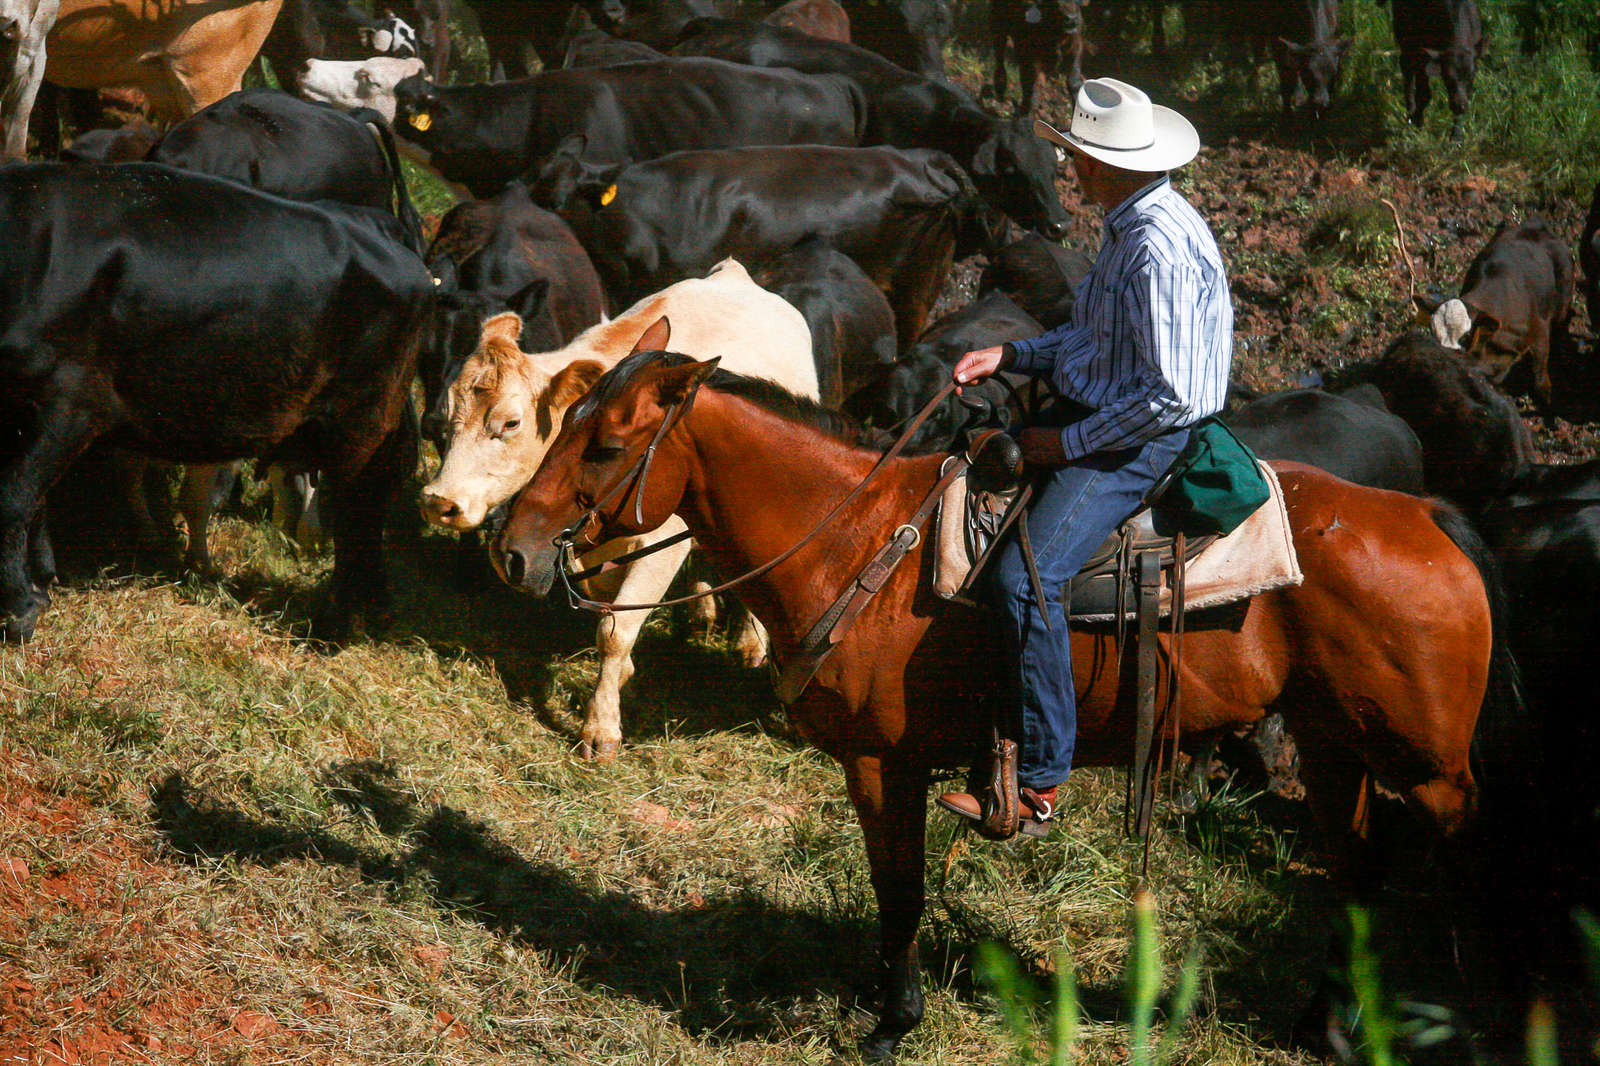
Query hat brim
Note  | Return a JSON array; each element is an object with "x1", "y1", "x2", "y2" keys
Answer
[{"x1": 1034, "y1": 106, "x2": 1199, "y2": 172}]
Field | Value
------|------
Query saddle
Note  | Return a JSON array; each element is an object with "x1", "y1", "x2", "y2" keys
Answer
[
  {"x1": 932, "y1": 433, "x2": 1215, "y2": 619},
  {"x1": 934, "y1": 425, "x2": 1267, "y2": 843}
]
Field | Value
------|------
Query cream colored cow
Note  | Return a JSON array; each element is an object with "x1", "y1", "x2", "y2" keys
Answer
[{"x1": 422, "y1": 259, "x2": 818, "y2": 758}]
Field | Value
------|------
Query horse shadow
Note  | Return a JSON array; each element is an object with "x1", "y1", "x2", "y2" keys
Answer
[{"x1": 147, "y1": 763, "x2": 939, "y2": 1043}]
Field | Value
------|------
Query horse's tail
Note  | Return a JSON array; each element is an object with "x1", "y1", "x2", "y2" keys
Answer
[
  {"x1": 1429, "y1": 501, "x2": 1548, "y2": 954},
  {"x1": 1427, "y1": 501, "x2": 1528, "y2": 785}
]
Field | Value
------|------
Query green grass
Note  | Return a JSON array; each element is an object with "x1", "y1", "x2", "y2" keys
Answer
[{"x1": 0, "y1": 481, "x2": 1349, "y2": 1065}]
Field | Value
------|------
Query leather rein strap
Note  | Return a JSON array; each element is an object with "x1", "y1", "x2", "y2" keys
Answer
[
  {"x1": 773, "y1": 457, "x2": 967, "y2": 705},
  {"x1": 553, "y1": 378, "x2": 961, "y2": 616}
]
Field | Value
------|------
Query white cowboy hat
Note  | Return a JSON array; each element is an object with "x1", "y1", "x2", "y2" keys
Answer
[{"x1": 1034, "y1": 78, "x2": 1200, "y2": 173}]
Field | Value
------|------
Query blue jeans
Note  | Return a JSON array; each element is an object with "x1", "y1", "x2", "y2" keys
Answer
[{"x1": 992, "y1": 428, "x2": 1190, "y2": 789}]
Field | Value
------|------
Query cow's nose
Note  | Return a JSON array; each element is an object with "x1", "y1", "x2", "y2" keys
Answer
[{"x1": 421, "y1": 491, "x2": 461, "y2": 525}]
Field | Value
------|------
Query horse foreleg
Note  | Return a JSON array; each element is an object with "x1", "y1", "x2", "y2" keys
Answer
[
  {"x1": 844, "y1": 753, "x2": 929, "y2": 1062},
  {"x1": 579, "y1": 531, "x2": 695, "y2": 761}
]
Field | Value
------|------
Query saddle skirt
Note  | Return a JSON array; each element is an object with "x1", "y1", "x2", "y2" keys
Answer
[{"x1": 933, "y1": 459, "x2": 1303, "y2": 621}]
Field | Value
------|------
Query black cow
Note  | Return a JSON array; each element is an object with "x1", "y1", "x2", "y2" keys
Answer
[
  {"x1": 535, "y1": 144, "x2": 993, "y2": 345},
  {"x1": 846, "y1": 291, "x2": 1042, "y2": 451},
  {"x1": 977, "y1": 232, "x2": 1092, "y2": 329},
  {"x1": 455, "y1": 0, "x2": 574, "y2": 78},
  {"x1": 844, "y1": 0, "x2": 951, "y2": 78},
  {"x1": 1222, "y1": 386, "x2": 1426, "y2": 493},
  {"x1": 0, "y1": 163, "x2": 435, "y2": 643},
  {"x1": 422, "y1": 181, "x2": 609, "y2": 442},
  {"x1": 1582, "y1": 180, "x2": 1600, "y2": 332},
  {"x1": 1272, "y1": 0, "x2": 1349, "y2": 118},
  {"x1": 989, "y1": 0, "x2": 1085, "y2": 116},
  {"x1": 390, "y1": 59, "x2": 866, "y2": 198},
  {"x1": 577, "y1": 0, "x2": 728, "y2": 49},
  {"x1": 1339, "y1": 331, "x2": 1535, "y2": 511},
  {"x1": 671, "y1": 19, "x2": 1070, "y2": 237},
  {"x1": 749, "y1": 236, "x2": 898, "y2": 406},
  {"x1": 1414, "y1": 218, "x2": 1575, "y2": 406},
  {"x1": 1190, "y1": 0, "x2": 1349, "y2": 118},
  {"x1": 561, "y1": 28, "x2": 667, "y2": 66},
  {"x1": 150, "y1": 90, "x2": 423, "y2": 253},
  {"x1": 1389, "y1": 0, "x2": 1485, "y2": 134}
]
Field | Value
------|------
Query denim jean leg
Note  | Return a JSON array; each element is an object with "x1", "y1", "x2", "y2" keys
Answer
[{"x1": 991, "y1": 430, "x2": 1191, "y2": 790}]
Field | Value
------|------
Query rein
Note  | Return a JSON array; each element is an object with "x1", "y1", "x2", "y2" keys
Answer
[{"x1": 552, "y1": 377, "x2": 962, "y2": 616}]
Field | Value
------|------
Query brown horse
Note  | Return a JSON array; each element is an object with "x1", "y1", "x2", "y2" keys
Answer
[{"x1": 493, "y1": 347, "x2": 1518, "y2": 1060}]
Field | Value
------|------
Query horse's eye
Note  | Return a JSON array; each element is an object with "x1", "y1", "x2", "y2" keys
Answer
[
  {"x1": 582, "y1": 442, "x2": 624, "y2": 464},
  {"x1": 502, "y1": 418, "x2": 521, "y2": 433}
]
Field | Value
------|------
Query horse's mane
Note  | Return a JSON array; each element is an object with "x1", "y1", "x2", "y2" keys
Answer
[{"x1": 573, "y1": 349, "x2": 894, "y2": 450}]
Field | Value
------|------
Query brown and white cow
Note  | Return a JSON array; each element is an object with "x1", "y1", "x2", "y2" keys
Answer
[
  {"x1": 1415, "y1": 218, "x2": 1575, "y2": 403},
  {"x1": 421, "y1": 259, "x2": 818, "y2": 759},
  {"x1": 0, "y1": 0, "x2": 59, "y2": 160},
  {"x1": 44, "y1": 0, "x2": 281, "y2": 124}
]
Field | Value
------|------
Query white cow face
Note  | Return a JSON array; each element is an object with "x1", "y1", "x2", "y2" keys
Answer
[{"x1": 297, "y1": 56, "x2": 426, "y2": 123}]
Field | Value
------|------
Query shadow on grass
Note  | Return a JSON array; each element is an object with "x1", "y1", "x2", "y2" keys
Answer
[{"x1": 149, "y1": 764, "x2": 910, "y2": 1043}]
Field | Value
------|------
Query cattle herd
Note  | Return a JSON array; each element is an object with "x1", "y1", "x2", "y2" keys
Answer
[{"x1": 3, "y1": 0, "x2": 1600, "y2": 1054}]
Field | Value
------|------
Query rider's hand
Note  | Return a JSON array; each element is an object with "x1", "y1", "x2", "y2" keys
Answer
[
  {"x1": 1018, "y1": 427, "x2": 1068, "y2": 466},
  {"x1": 952, "y1": 345, "x2": 1010, "y2": 392}
]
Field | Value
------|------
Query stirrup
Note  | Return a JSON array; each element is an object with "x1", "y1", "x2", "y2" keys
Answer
[{"x1": 977, "y1": 736, "x2": 1021, "y2": 840}]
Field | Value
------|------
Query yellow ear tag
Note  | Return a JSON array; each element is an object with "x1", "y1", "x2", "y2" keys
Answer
[
  {"x1": 600, "y1": 184, "x2": 618, "y2": 206},
  {"x1": 410, "y1": 112, "x2": 432, "y2": 131}
]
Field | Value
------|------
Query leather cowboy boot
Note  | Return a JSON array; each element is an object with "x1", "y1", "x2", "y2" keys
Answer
[{"x1": 935, "y1": 737, "x2": 1060, "y2": 840}]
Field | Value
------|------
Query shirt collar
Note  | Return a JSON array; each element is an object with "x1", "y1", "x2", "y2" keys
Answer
[{"x1": 1103, "y1": 175, "x2": 1171, "y2": 238}]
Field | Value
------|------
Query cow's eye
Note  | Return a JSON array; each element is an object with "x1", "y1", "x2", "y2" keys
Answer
[{"x1": 502, "y1": 418, "x2": 521, "y2": 433}]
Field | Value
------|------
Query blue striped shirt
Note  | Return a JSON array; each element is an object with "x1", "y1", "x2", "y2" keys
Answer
[{"x1": 1009, "y1": 176, "x2": 1233, "y2": 460}]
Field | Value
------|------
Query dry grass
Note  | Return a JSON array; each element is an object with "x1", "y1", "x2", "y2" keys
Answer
[{"x1": 0, "y1": 483, "x2": 1350, "y2": 1065}]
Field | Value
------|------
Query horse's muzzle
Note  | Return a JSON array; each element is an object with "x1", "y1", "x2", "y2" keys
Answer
[{"x1": 492, "y1": 533, "x2": 560, "y2": 598}]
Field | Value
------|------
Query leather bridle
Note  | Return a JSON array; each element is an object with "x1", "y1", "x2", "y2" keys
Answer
[{"x1": 549, "y1": 371, "x2": 961, "y2": 617}]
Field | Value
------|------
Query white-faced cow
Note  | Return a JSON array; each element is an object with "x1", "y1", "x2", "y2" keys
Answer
[
  {"x1": 420, "y1": 260, "x2": 817, "y2": 759},
  {"x1": 1415, "y1": 218, "x2": 1575, "y2": 405}
]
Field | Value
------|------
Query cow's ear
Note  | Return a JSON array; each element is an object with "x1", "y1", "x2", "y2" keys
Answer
[
  {"x1": 554, "y1": 132, "x2": 587, "y2": 160},
  {"x1": 629, "y1": 316, "x2": 671, "y2": 355},
  {"x1": 481, "y1": 312, "x2": 524, "y2": 350},
  {"x1": 548, "y1": 359, "x2": 607, "y2": 410},
  {"x1": 1412, "y1": 293, "x2": 1442, "y2": 322},
  {"x1": 1464, "y1": 312, "x2": 1501, "y2": 355},
  {"x1": 971, "y1": 135, "x2": 998, "y2": 171},
  {"x1": 510, "y1": 278, "x2": 551, "y2": 328}
]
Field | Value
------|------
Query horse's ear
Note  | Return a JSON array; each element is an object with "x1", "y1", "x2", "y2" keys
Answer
[
  {"x1": 481, "y1": 312, "x2": 524, "y2": 352},
  {"x1": 653, "y1": 357, "x2": 721, "y2": 409},
  {"x1": 548, "y1": 359, "x2": 607, "y2": 410},
  {"x1": 630, "y1": 316, "x2": 671, "y2": 355}
]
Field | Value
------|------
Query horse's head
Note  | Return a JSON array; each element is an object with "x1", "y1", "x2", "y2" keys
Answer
[
  {"x1": 494, "y1": 320, "x2": 719, "y2": 596},
  {"x1": 420, "y1": 312, "x2": 606, "y2": 530}
]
